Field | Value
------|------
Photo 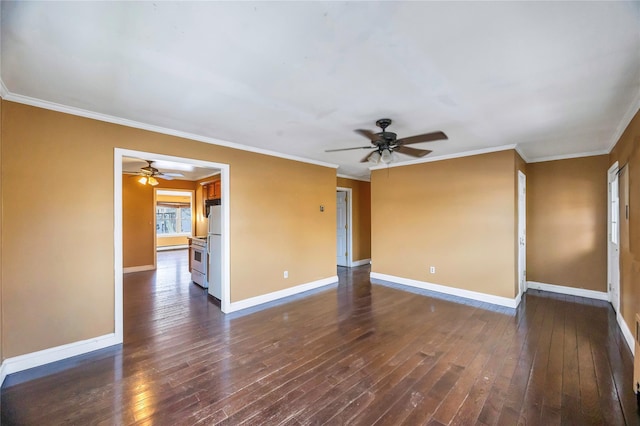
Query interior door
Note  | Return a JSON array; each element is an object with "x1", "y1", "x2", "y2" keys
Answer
[
  {"x1": 608, "y1": 163, "x2": 620, "y2": 312},
  {"x1": 336, "y1": 191, "x2": 348, "y2": 266},
  {"x1": 518, "y1": 171, "x2": 527, "y2": 296}
]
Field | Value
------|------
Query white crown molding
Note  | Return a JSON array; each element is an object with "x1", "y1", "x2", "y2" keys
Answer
[
  {"x1": 513, "y1": 145, "x2": 530, "y2": 163},
  {"x1": 526, "y1": 281, "x2": 608, "y2": 301},
  {"x1": 3, "y1": 92, "x2": 339, "y2": 170},
  {"x1": 0, "y1": 78, "x2": 8, "y2": 99},
  {"x1": 370, "y1": 272, "x2": 520, "y2": 309},
  {"x1": 226, "y1": 276, "x2": 338, "y2": 313},
  {"x1": 525, "y1": 149, "x2": 609, "y2": 164},
  {"x1": 337, "y1": 173, "x2": 370, "y2": 182},
  {"x1": 607, "y1": 90, "x2": 640, "y2": 153},
  {"x1": 369, "y1": 144, "x2": 518, "y2": 171}
]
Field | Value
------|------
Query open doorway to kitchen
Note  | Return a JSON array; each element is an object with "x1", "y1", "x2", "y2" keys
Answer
[{"x1": 115, "y1": 148, "x2": 231, "y2": 346}]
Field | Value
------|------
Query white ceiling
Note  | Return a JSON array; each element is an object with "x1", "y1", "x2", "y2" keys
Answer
[
  {"x1": 2, "y1": 2, "x2": 639, "y2": 179},
  {"x1": 123, "y1": 156, "x2": 219, "y2": 182}
]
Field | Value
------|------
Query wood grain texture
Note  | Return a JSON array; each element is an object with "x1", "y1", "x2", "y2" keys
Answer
[{"x1": 1, "y1": 250, "x2": 638, "y2": 425}]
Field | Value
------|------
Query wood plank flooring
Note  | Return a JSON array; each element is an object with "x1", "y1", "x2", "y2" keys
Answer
[{"x1": 1, "y1": 249, "x2": 638, "y2": 425}]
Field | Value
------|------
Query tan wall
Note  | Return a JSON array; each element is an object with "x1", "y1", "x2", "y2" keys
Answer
[
  {"x1": 157, "y1": 236, "x2": 189, "y2": 247},
  {"x1": 336, "y1": 177, "x2": 371, "y2": 261},
  {"x1": 123, "y1": 176, "x2": 155, "y2": 267},
  {"x1": 1, "y1": 101, "x2": 336, "y2": 358},
  {"x1": 371, "y1": 150, "x2": 517, "y2": 298},
  {"x1": 526, "y1": 156, "x2": 609, "y2": 292},
  {"x1": 609, "y1": 108, "x2": 640, "y2": 335}
]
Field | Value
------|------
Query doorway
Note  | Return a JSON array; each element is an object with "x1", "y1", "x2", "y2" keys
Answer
[
  {"x1": 336, "y1": 188, "x2": 352, "y2": 267},
  {"x1": 517, "y1": 171, "x2": 527, "y2": 298},
  {"x1": 607, "y1": 162, "x2": 620, "y2": 312},
  {"x1": 115, "y1": 148, "x2": 231, "y2": 345}
]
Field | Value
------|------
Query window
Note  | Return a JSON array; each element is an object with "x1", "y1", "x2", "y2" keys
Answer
[{"x1": 156, "y1": 190, "x2": 193, "y2": 236}]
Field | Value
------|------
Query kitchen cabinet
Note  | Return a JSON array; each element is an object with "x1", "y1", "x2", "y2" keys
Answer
[{"x1": 204, "y1": 180, "x2": 221, "y2": 200}]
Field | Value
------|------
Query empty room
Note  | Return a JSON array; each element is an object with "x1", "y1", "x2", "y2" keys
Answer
[{"x1": 1, "y1": 2, "x2": 639, "y2": 424}]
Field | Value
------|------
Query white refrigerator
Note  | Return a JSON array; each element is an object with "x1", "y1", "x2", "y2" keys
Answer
[{"x1": 207, "y1": 205, "x2": 222, "y2": 299}]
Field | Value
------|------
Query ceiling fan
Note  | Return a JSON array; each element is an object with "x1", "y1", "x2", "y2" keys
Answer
[
  {"x1": 325, "y1": 118, "x2": 448, "y2": 164},
  {"x1": 124, "y1": 160, "x2": 184, "y2": 186}
]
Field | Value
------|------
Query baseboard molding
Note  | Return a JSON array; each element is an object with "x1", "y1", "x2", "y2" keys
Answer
[
  {"x1": 123, "y1": 265, "x2": 155, "y2": 273},
  {"x1": 526, "y1": 281, "x2": 608, "y2": 301},
  {"x1": 226, "y1": 276, "x2": 338, "y2": 313},
  {"x1": 0, "y1": 333, "x2": 121, "y2": 387},
  {"x1": 617, "y1": 311, "x2": 635, "y2": 357},
  {"x1": 157, "y1": 245, "x2": 188, "y2": 252},
  {"x1": 370, "y1": 272, "x2": 520, "y2": 309},
  {"x1": 351, "y1": 258, "x2": 371, "y2": 267}
]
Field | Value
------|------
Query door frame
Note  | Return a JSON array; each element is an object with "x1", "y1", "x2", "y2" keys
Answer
[
  {"x1": 517, "y1": 170, "x2": 527, "y2": 299},
  {"x1": 115, "y1": 148, "x2": 232, "y2": 345},
  {"x1": 607, "y1": 161, "x2": 620, "y2": 312},
  {"x1": 337, "y1": 187, "x2": 353, "y2": 267}
]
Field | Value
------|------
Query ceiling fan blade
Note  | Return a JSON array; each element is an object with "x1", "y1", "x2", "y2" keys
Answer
[
  {"x1": 355, "y1": 129, "x2": 380, "y2": 141},
  {"x1": 361, "y1": 151, "x2": 376, "y2": 163},
  {"x1": 325, "y1": 146, "x2": 374, "y2": 153},
  {"x1": 396, "y1": 131, "x2": 448, "y2": 145},
  {"x1": 394, "y1": 145, "x2": 433, "y2": 158},
  {"x1": 123, "y1": 171, "x2": 140, "y2": 175}
]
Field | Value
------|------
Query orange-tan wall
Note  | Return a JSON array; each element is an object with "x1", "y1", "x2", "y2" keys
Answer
[
  {"x1": 609, "y1": 108, "x2": 640, "y2": 335},
  {"x1": 526, "y1": 156, "x2": 609, "y2": 292},
  {"x1": 1, "y1": 101, "x2": 336, "y2": 359},
  {"x1": 123, "y1": 176, "x2": 155, "y2": 267},
  {"x1": 371, "y1": 150, "x2": 518, "y2": 299},
  {"x1": 337, "y1": 177, "x2": 371, "y2": 261}
]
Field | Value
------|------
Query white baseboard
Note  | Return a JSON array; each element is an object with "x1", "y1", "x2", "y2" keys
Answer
[
  {"x1": 226, "y1": 276, "x2": 338, "y2": 313},
  {"x1": 351, "y1": 258, "x2": 371, "y2": 267},
  {"x1": 370, "y1": 272, "x2": 520, "y2": 309},
  {"x1": 123, "y1": 264, "x2": 155, "y2": 273},
  {"x1": 617, "y1": 311, "x2": 635, "y2": 357},
  {"x1": 157, "y1": 245, "x2": 188, "y2": 251},
  {"x1": 0, "y1": 333, "x2": 121, "y2": 387},
  {"x1": 526, "y1": 281, "x2": 608, "y2": 301}
]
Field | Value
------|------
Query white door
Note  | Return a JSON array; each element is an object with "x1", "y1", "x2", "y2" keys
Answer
[
  {"x1": 608, "y1": 163, "x2": 620, "y2": 312},
  {"x1": 518, "y1": 171, "x2": 527, "y2": 296},
  {"x1": 336, "y1": 191, "x2": 348, "y2": 266}
]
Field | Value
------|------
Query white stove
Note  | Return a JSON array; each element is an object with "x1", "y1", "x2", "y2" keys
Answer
[{"x1": 190, "y1": 237, "x2": 208, "y2": 288}]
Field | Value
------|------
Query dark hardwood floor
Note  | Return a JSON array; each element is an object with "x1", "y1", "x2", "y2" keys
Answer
[{"x1": 2, "y1": 249, "x2": 638, "y2": 425}]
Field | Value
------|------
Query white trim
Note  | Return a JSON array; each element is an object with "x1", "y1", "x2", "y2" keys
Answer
[
  {"x1": 525, "y1": 149, "x2": 609, "y2": 164},
  {"x1": 337, "y1": 173, "x2": 370, "y2": 182},
  {"x1": 351, "y1": 258, "x2": 371, "y2": 267},
  {"x1": 226, "y1": 276, "x2": 338, "y2": 313},
  {"x1": 514, "y1": 145, "x2": 530, "y2": 163},
  {"x1": 526, "y1": 281, "x2": 608, "y2": 301},
  {"x1": 123, "y1": 265, "x2": 155, "y2": 273},
  {"x1": 0, "y1": 333, "x2": 120, "y2": 386},
  {"x1": 156, "y1": 245, "x2": 189, "y2": 252},
  {"x1": 369, "y1": 144, "x2": 518, "y2": 171},
  {"x1": 617, "y1": 311, "x2": 636, "y2": 356},
  {"x1": 517, "y1": 171, "x2": 526, "y2": 301},
  {"x1": 607, "y1": 91, "x2": 640, "y2": 153},
  {"x1": 6, "y1": 93, "x2": 338, "y2": 170},
  {"x1": 370, "y1": 272, "x2": 520, "y2": 309},
  {"x1": 337, "y1": 187, "x2": 352, "y2": 267},
  {"x1": 607, "y1": 161, "x2": 620, "y2": 311},
  {"x1": 0, "y1": 79, "x2": 8, "y2": 99}
]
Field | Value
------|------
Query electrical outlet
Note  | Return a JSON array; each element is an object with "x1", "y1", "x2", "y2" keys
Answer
[
  {"x1": 430, "y1": 266, "x2": 436, "y2": 274},
  {"x1": 284, "y1": 271, "x2": 288, "y2": 279}
]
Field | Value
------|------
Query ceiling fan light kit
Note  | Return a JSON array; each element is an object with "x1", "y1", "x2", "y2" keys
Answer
[{"x1": 325, "y1": 118, "x2": 448, "y2": 165}]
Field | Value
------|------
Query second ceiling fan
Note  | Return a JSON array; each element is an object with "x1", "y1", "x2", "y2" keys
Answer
[{"x1": 326, "y1": 118, "x2": 448, "y2": 164}]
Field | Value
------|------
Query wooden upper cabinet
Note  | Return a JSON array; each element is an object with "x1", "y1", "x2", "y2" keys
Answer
[{"x1": 203, "y1": 180, "x2": 222, "y2": 200}]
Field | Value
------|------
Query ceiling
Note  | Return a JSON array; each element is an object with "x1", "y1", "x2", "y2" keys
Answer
[
  {"x1": 2, "y1": 2, "x2": 639, "y2": 180},
  {"x1": 123, "y1": 156, "x2": 220, "y2": 182}
]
